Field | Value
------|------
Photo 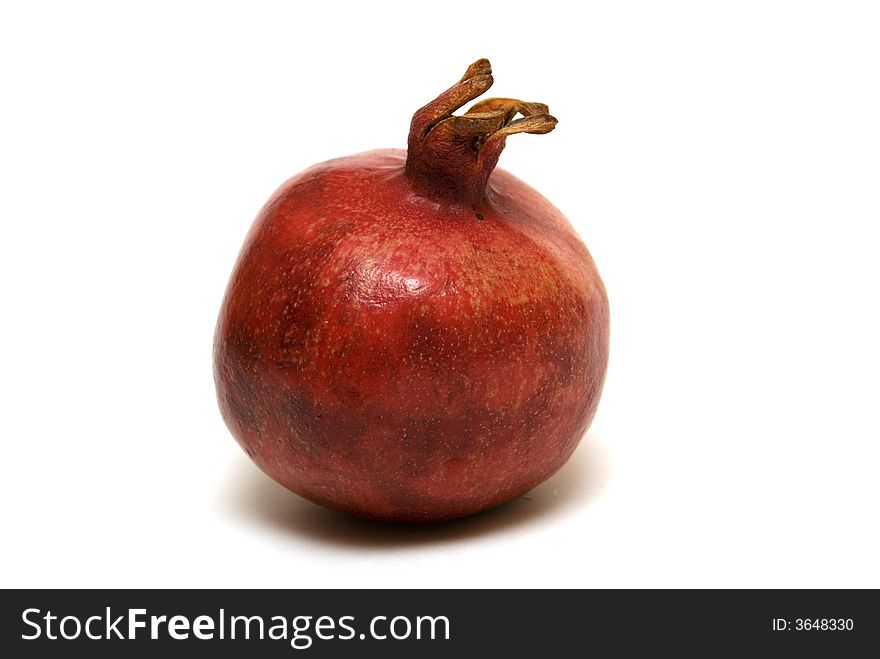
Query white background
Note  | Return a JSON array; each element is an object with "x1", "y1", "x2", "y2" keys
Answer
[{"x1": 2, "y1": 1, "x2": 878, "y2": 588}]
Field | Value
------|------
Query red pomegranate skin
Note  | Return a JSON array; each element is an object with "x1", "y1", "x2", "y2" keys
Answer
[{"x1": 214, "y1": 62, "x2": 609, "y2": 522}]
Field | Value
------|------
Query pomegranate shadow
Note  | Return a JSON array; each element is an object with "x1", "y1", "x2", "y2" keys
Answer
[{"x1": 221, "y1": 434, "x2": 610, "y2": 549}]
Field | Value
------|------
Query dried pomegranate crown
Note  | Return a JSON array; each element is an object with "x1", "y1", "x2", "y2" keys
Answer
[{"x1": 405, "y1": 59, "x2": 558, "y2": 204}]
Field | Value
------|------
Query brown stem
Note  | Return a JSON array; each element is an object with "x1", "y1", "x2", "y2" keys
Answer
[{"x1": 404, "y1": 59, "x2": 557, "y2": 205}]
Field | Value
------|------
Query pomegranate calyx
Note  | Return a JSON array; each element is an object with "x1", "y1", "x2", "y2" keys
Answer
[{"x1": 405, "y1": 59, "x2": 557, "y2": 205}]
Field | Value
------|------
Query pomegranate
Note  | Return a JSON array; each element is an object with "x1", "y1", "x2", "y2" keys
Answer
[{"x1": 214, "y1": 59, "x2": 609, "y2": 522}]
